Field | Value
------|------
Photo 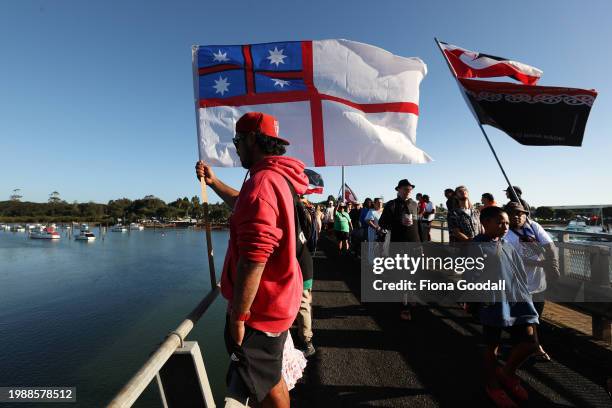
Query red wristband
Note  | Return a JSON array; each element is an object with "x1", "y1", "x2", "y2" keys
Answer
[{"x1": 231, "y1": 309, "x2": 251, "y2": 322}]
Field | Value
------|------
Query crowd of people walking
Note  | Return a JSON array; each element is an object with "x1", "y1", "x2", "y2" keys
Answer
[{"x1": 297, "y1": 178, "x2": 560, "y2": 407}]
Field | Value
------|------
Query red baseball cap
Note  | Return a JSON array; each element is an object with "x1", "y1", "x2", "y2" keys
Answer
[{"x1": 235, "y1": 112, "x2": 290, "y2": 145}]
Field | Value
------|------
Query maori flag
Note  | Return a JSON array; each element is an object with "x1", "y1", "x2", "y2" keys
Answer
[
  {"x1": 304, "y1": 168, "x2": 324, "y2": 194},
  {"x1": 439, "y1": 41, "x2": 597, "y2": 146},
  {"x1": 439, "y1": 42, "x2": 542, "y2": 85}
]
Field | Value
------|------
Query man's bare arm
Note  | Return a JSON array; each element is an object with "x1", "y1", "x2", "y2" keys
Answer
[
  {"x1": 232, "y1": 256, "x2": 266, "y2": 315},
  {"x1": 452, "y1": 227, "x2": 471, "y2": 241},
  {"x1": 227, "y1": 257, "x2": 266, "y2": 345},
  {"x1": 210, "y1": 178, "x2": 240, "y2": 208}
]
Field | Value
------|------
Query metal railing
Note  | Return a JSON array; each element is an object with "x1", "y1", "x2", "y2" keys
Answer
[{"x1": 545, "y1": 229, "x2": 612, "y2": 284}]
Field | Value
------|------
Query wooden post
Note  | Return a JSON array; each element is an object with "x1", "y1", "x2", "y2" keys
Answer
[
  {"x1": 592, "y1": 315, "x2": 612, "y2": 343},
  {"x1": 558, "y1": 231, "x2": 569, "y2": 277},
  {"x1": 589, "y1": 245, "x2": 610, "y2": 287},
  {"x1": 200, "y1": 179, "x2": 217, "y2": 290},
  {"x1": 589, "y1": 246, "x2": 611, "y2": 343},
  {"x1": 441, "y1": 220, "x2": 445, "y2": 244}
]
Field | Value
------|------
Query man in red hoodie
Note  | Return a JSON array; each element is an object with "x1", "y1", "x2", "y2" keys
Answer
[{"x1": 196, "y1": 112, "x2": 308, "y2": 408}]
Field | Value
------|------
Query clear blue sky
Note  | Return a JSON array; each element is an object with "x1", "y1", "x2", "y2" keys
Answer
[{"x1": 1, "y1": 0, "x2": 611, "y2": 207}]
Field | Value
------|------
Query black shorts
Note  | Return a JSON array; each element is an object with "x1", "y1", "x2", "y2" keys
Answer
[
  {"x1": 224, "y1": 317, "x2": 287, "y2": 402},
  {"x1": 482, "y1": 324, "x2": 538, "y2": 346},
  {"x1": 335, "y1": 230, "x2": 349, "y2": 241}
]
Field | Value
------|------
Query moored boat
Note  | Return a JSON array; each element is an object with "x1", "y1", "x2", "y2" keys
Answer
[
  {"x1": 129, "y1": 223, "x2": 144, "y2": 231},
  {"x1": 75, "y1": 230, "x2": 96, "y2": 241},
  {"x1": 111, "y1": 224, "x2": 127, "y2": 232},
  {"x1": 30, "y1": 226, "x2": 61, "y2": 239},
  {"x1": 565, "y1": 220, "x2": 588, "y2": 232}
]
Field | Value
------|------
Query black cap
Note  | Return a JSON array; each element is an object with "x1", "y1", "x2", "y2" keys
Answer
[
  {"x1": 395, "y1": 179, "x2": 415, "y2": 191},
  {"x1": 504, "y1": 186, "x2": 523, "y2": 196}
]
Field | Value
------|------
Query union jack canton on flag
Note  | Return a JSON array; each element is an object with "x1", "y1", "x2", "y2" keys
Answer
[{"x1": 193, "y1": 39, "x2": 431, "y2": 167}]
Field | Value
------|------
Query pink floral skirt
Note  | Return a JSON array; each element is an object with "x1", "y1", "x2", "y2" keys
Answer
[{"x1": 282, "y1": 332, "x2": 307, "y2": 390}]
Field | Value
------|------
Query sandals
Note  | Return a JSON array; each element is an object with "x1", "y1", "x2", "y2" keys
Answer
[
  {"x1": 533, "y1": 350, "x2": 552, "y2": 362},
  {"x1": 485, "y1": 386, "x2": 518, "y2": 408},
  {"x1": 399, "y1": 309, "x2": 412, "y2": 321},
  {"x1": 496, "y1": 367, "x2": 529, "y2": 402}
]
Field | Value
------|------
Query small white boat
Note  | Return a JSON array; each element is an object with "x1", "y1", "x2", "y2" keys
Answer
[
  {"x1": 80, "y1": 223, "x2": 89, "y2": 231},
  {"x1": 11, "y1": 225, "x2": 26, "y2": 232},
  {"x1": 30, "y1": 226, "x2": 61, "y2": 239},
  {"x1": 75, "y1": 231, "x2": 96, "y2": 241},
  {"x1": 111, "y1": 224, "x2": 128, "y2": 232},
  {"x1": 129, "y1": 223, "x2": 144, "y2": 231},
  {"x1": 565, "y1": 220, "x2": 588, "y2": 232}
]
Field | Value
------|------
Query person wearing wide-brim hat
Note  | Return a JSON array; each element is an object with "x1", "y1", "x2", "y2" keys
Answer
[
  {"x1": 379, "y1": 178, "x2": 421, "y2": 320},
  {"x1": 504, "y1": 185, "x2": 531, "y2": 216},
  {"x1": 379, "y1": 179, "x2": 420, "y2": 243}
]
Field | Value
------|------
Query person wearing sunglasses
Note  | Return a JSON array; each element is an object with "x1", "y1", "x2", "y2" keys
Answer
[{"x1": 196, "y1": 112, "x2": 308, "y2": 408}]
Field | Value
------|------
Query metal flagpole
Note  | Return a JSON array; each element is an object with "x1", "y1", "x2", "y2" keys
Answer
[
  {"x1": 192, "y1": 45, "x2": 217, "y2": 289},
  {"x1": 342, "y1": 166, "x2": 347, "y2": 203},
  {"x1": 434, "y1": 38, "x2": 521, "y2": 204}
]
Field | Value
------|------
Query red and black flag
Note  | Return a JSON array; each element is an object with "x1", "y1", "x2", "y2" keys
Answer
[
  {"x1": 339, "y1": 183, "x2": 359, "y2": 204},
  {"x1": 439, "y1": 41, "x2": 597, "y2": 146},
  {"x1": 439, "y1": 42, "x2": 542, "y2": 85},
  {"x1": 304, "y1": 168, "x2": 324, "y2": 195}
]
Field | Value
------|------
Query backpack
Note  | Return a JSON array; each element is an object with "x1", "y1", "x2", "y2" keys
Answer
[
  {"x1": 283, "y1": 179, "x2": 313, "y2": 244},
  {"x1": 283, "y1": 178, "x2": 314, "y2": 282}
]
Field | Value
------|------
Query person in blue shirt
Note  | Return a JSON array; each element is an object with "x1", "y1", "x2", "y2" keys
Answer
[{"x1": 470, "y1": 206, "x2": 539, "y2": 407}]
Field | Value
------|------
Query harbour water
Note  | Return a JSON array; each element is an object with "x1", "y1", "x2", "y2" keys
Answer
[{"x1": 0, "y1": 228, "x2": 230, "y2": 407}]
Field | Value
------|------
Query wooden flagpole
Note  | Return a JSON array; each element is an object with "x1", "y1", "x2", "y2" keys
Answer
[
  {"x1": 434, "y1": 38, "x2": 521, "y2": 204},
  {"x1": 193, "y1": 45, "x2": 217, "y2": 289},
  {"x1": 199, "y1": 178, "x2": 217, "y2": 289}
]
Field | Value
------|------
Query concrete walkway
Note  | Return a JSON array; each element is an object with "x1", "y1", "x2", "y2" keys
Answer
[{"x1": 291, "y1": 239, "x2": 612, "y2": 407}]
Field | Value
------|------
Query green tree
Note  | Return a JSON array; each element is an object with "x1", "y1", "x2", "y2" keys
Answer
[
  {"x1": 208, "y1": 203, "x2": 231, "y2": 223},
  {"x1": 10, "y1": 188, "x2": 22, "y2": 202},
  {"x1": 131, "y1": 195, "x2": 166, "y2": 220},
  {"x1": 191, "y1": 196, "x2": 201, "y2": 218},
  {"x1": 107, "y1": 198, "x2": 132, "y2": 221},
  {"x1": 555, "y1": 209, "x2": 574, "y2": 220},
  {"x1": 48, "y1": 191, "x2": 62, "y2": 204},
  {"x1": 535, "y1": 206, "x2": 554, "y2": 219}
]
